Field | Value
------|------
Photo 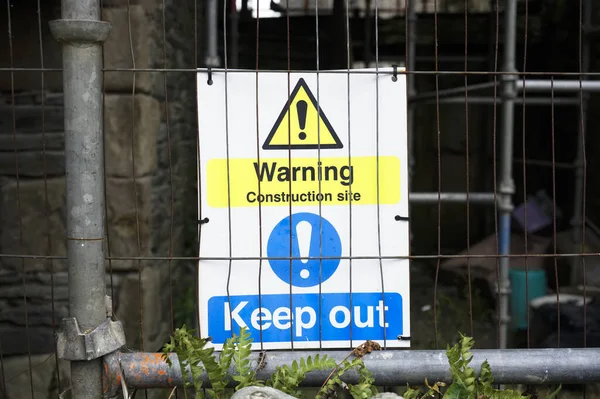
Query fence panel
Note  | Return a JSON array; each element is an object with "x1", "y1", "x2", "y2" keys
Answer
[{"x1": 1, "y1": 0, "x2": 599, "y2": 398}]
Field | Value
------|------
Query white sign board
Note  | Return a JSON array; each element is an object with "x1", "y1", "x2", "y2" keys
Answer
[{"x1": 197, "y1": 69, "x2": 410, "y2": 350}]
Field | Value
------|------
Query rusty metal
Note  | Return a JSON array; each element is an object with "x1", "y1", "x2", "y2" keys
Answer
[{"x1": 103, "y1": 348, "x2": 600, "y2": 396}]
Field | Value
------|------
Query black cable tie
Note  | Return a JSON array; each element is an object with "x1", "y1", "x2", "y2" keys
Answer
[
  {"x1": 391, "y1": 64, "x2": 398, "y2": 82},
  {"x1": 394, "y1": 215, "x2": 409, "y2": 222},
  {"x1": 198, "y1": 217, "x2": 210, "y2": 225},
  {"x1": 207, "y1": 67, "x2": 213, "y2": 85},
  {"x1": 397, "y1": 335, "x2": 411, "y2": 341}
]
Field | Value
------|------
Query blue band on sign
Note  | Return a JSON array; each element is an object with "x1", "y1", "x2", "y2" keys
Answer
[
  {"x1": 267, "y1": 212, "x2": 342, "y2": 287},
  {"x1": 207, "y1": 292, "x2": 403, "y2": 344}
]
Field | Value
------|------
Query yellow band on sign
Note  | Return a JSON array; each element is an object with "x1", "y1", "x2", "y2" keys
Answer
[{"x1": 207, "y1": 156, "x2": 401, "y2": 208}]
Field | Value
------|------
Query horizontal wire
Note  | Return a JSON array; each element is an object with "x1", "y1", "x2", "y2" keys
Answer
[
  {"x1": 0, "y1": 253, "x2": 597, "y2": 260},
  {"x1": 2, "y1": 67, "x2": 600, "y2": 77}
]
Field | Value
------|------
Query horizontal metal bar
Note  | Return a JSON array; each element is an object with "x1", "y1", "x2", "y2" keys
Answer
[
  {"x1": 415, "y1": 56, "x2": 489, "y2": 63},
  {"x1": 410, "y1": 192, "x2": 496, "y2": 204},
  {"x1": 517, "y1": 79, "x2": 600, "y2": 93},
  {"x1": 104, "y1": 348, "x2": 600, "y2": 394},
  {"x1": 409, "y1": 81, "x2": 499, "y2": 103},
  {"x1": 513, "y1": 158, "x2": 575, "y2": 169},
  {"x1": 413, "y1": 96, "x2": 581, "y2": 105}
]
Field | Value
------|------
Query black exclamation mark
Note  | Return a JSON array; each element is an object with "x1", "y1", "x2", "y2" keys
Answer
[{"x1": 296, "y1": 100, "x2": 308, "y2": 140}]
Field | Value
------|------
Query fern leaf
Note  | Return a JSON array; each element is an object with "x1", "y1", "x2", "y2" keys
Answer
[
  {"x1": 269, "y1": 354, "x2": 336, "y2": 397},
  {"x1": 231, "y1": 326, "x2": 261, "y2": 390},
  {"x1": 442, "y1": 383, "x2": 471, "y2": 399}
]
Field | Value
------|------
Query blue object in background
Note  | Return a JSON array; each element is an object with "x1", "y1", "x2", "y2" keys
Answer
[{"x1": 509, "y1": 268, "x2": 547, "y2": 330}]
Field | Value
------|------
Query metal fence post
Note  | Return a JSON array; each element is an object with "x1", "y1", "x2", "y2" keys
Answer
[
  {"x1": 498, "y1": 0, "x2": 518, "y2": 350},
  {"x1": 49, "y1": 0, "x2": 112, "y2": 397}
]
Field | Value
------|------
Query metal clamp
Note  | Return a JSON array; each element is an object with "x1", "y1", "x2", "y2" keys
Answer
[
  {"x1": 56, "y1": 295, "x2": 125, "y2": 361},
  {"x1": 56, "y1": 317, "x2": 126, "y2": 361}
]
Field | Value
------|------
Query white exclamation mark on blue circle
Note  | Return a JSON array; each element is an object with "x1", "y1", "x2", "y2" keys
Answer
[{"x1": 296, "y1": 220, "x2": 312, "y2": 279}]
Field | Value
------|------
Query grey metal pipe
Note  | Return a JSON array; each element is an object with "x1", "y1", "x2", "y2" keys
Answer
[
  {"x1": 409, "y1": 81, "x2": 499, "y2": 103},
  {"x1": 513, "y1": 158, "x2": 575, "y2": 170},
  {"x1": 409, "y1": 192, "x2": 496, "y2": 204},
  {"x1": 414, "y1": 96, "x2": 581, "y2": 106},
  {"x1": 49, "y1": 1, "x2": 112, "y2": 397},
  {"x1": 105, "y1": 348, "x2": 600, "y2": 393},
  {"x1": 516, "y1": 79, "x2": 600, "y2": 93},
  {"x1": 498, "y1": 0, "x2": 518, "y2": 350},
  {"x1": 570, "y1": 0, "x2": 592, "y2": 287},
  {"x1": 206, "y1": 0, "x2": 221, "y2": 67}
]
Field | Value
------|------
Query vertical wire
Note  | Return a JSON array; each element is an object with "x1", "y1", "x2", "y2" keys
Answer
[
  {"x1": 578, "y1": 0, "x2": 588, "y2": 350},
  {"x1": 464, "y1": 0, "x2": 473, "y2": 338},
  {"x1": 100, "y1": 8, "x2": 117, "y2": 379},
  {"x1": 128, "y1": 8, "x2": 150, "y2": 399},
  {"x1": 100, "y1": 0, "x2": 115, "y2": 311},
  {"x1": 403, "y1": 0, "x2": 409, "y2": 349},
  {"x1": 162, "y1": 0, "x2": 176, "y2": 335},
  {"x1": 520, "y1": 0, "x2": 530, "y2": 349},
  {"x1": 346, "y1": 0, "x2": 354, "y2": 348},
  {"x1": 492, "y1": 0, "x2": 500, "y2": 349},
  {"x1": 223, "y1": 0, "x2": 237, "y2": 345},
  {"x1": 579, "y1": 1, "x2": 588, "y2": 395},
  {"x1": 194, "y1": 0, "x2": 202, "y2": 335},
  {"x1": 6, "y1": 2, "x2": 35, "y2": 397},
  {"x1": 550, "y1": 77, "x2": 561, "y2": 348},
  {"x1": 315, "y1": 0, "x2": 325, "y2": 350},
  {"x1": 374, "y1": 0, "x2": 387, "y2": 348},
  {"x1": 126, "y1": 0, "x2": 145, "y2": 356},
  {"x1": 254, "y1": 0, "x2": 266, "y2": 350},
  {"x1": 432, "y1": 0, "x2": 442, "y2": 349},
  {"x1": 285, "y1": 0, "x2": 294, "y2": 349},
  {"x1": 36, "y1": 0, "x2": 61, "y2": 390}
]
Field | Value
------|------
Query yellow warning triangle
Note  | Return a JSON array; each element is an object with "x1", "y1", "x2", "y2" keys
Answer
[{"x1": 263, "y1": 78, "x2": 343, "y2": 150}]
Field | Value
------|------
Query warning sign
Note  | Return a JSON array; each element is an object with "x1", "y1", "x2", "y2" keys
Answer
[
  {"x1": 197, "y1": 69, "x2": 410, "y2": 351},
  {"x1": 207, "y1": 156, "x2": 401, "y2": 207},
  {"x1": 263, "y1": 78, "x2": 343, "y2": 150}
]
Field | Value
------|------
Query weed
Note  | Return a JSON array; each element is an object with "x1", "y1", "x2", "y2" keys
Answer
[
  {"x1": 163, "y1": 327, "x2": 560, "y2": 399},
  {"x1": 403, "y1": 333, "x2": 562, "y2": 399}
]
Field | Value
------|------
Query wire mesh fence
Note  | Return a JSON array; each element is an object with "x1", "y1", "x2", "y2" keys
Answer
[{"x1": 1, "y1": 0, "x2": 600, "y2": 397}]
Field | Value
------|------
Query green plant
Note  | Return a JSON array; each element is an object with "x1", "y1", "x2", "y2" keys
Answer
[
  {"x1": 316, "y1": 357, "x2": 377, "y2": 399},
  {"x1": 403, "y1": 333, "x2": 562, "y2": 399},
  {"x1": 163, "y1": 326, "x2": 371, "y2": 399},
  {"x1": 164, "y1": 327, "x2": 561, "y2": 399},
  {"x1": 268, "y1": 354, "x2": 337, "y2": 397}
]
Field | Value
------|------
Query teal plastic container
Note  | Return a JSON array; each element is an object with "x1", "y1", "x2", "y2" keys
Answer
[{"x1": 509, "y1": 269, "x2": 547, "y2": 330}]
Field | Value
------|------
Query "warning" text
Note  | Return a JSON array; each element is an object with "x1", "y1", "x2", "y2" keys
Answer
[{"x1": 207, "y1": 156, "x2": 401, "y2": 208}]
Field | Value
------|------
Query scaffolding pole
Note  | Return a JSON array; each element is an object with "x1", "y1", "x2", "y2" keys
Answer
[
  {"x1": 413, "y1": 96, "x2": 581, "y2": 106},
  {"x1": 498, "y1": 0, "x2": 518, "y2": 350},
  {"x1": 49, "y1": 1, "x2": 112, "y2": 397},
  {"x1": 571, "y1": 0, "x2": 592, "y2": 287},
  {"x1": 409, "y1": 192, "x2": 495, "y2": 204},
  {"x1": 516, "y1": 79, "x2": 600, "y2": 92},
  {"x1": 206, "y1": 0, "x2": 221, "y2": 67}
]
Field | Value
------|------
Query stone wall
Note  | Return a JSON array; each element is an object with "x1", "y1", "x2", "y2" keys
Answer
[{"x1": 0, "y1": 1, "x2": 199, "y2": 398}]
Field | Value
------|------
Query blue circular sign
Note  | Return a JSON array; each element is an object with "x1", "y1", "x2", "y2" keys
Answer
[{"x1": 267, "y1": 212, "x2": 342, "y2": 287}]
